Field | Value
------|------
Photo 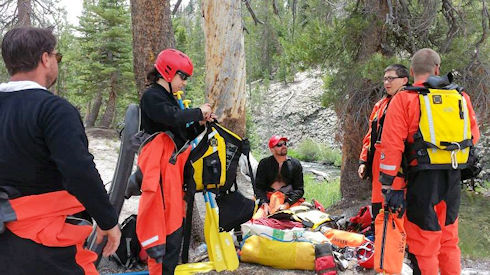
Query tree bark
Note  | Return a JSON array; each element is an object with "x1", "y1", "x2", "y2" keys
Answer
[
  {"x1": 85, "y1": 90, "x2": 103, "y2": 128},
  {"x1": 202, "y1": 0, "x2": 247, "y2": 137},
  {"x1": 99, "y1": 73, "x2": 118, "y2": 128},
  {"x1": 130, "y1": 0, "x2": 175, "y2": 97},
  {"x1": 17, "y1": 0, "x2": 32, "y2": 26},
  {"x1": 339, "y1": 0, "x2": 389, "y2": 201}
]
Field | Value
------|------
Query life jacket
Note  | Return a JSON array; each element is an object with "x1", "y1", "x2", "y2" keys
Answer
[
  {"x1": 267, "y1": 205, "x2": 334, "y2": 230},
  {"x1": 404, "y1": 81, "x2": 472, "y2": 170},
  {"x1": 135, "y1": 132, "x2": 191, "y2": 264},
  {"x1": 181, "y1": 122, "x2": 255, "y2": 263},
  {"x1": 365, "y1": 97, "x2": 391, "y2": 178},
  {"x1": 1, "y1": 190, "x2": 98, "y2": 274},
  {"x1": 184, "y1": 122, "x2": 244, "y2": 194}
]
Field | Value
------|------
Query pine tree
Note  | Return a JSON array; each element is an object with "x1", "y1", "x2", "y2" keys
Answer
[{"x1": 75, "y1": 0, "x2": 134, "y2": 128}]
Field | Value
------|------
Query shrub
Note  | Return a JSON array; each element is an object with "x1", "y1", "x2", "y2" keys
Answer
[
  {"x1": 291, "y1": 138, "x2": 342, "y2": 166},
  {"x1": 303, "y1": 174, "x2": 341, "y2": 209}
]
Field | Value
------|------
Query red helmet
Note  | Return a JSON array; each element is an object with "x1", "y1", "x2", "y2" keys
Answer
[
  {"x1": 268, "y1": 135, "x2": 288, "y2": 149},
  {"x1": 356, "y1": 241, "x2": 375, "y2": 269},
  {"x1": 154, "y1": 49, "x2": 193, "y2": 82}
]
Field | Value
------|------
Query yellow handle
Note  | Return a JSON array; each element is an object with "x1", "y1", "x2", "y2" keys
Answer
[
  {"x1": 173, "y1": 90, "x2": 184, "y2": 100},
  {"x1": 183, "y1": 99, "x2": 191, "y2": 109}
]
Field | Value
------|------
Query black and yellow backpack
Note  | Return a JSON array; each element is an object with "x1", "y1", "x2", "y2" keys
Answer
[{"x1": 404, "y1": 73, "x2": 473, "y2": 170}]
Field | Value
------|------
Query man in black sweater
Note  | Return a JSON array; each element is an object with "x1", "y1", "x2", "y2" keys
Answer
[
  {"x1": 255, "y1": 135, "x2": 305, "y2": 215},
  {"x1": 0, "y1": 27, "x2": 120, "y2": 274}
]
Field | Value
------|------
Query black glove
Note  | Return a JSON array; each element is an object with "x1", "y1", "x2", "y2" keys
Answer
[
  {"x1": 146, "y1": 245, "x2": 165, "y2": 263},
  {"x1": 382, "y1": 189, "x2": 406, "y2": 218}
]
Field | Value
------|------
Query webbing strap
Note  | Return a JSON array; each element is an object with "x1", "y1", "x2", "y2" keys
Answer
[
  {"x1": 422, "y1": 94, "x2": 437, "y2": 153},
  {"x1": 462, "y1": 96, "x2": 469, "y2": 145}
]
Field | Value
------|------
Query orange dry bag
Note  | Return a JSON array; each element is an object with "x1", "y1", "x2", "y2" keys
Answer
[
  {"x1": 374, "y1": 209, "x2": 406, "y2": 274},
  {"x1": 321, "y1": 228, "x2": 367, "y2": 248}
]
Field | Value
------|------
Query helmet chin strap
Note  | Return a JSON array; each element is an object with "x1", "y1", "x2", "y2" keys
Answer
[
  {"x1": 168, "y1": 81, "x2": 173, "y2": 94},
  {"x1": 156, "y1": 78, "x2": 173, "y2": 94}
]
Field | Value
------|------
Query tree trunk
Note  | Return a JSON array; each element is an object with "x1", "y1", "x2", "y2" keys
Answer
[
  {"x1": 202, "y1": 0, "x2": 247, "y2": 137},
  {"x1": 99, "y1": 73, "x2": 118, "y2": 128},
  {"x1": 85, "y1": 90, "x2": 103, "y2": 128},
  {"x1": 17, "y1": 0, "x2": 32, "y2": 26},
  {"x1": 339, "y1": 0, "x2": 389, "y2": 201},
  {"x1": 130, "y1": 0, "x2": 175, "y2": 97}
]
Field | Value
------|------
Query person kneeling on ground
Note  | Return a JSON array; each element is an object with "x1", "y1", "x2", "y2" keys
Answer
[{"x1": 254, "y1": 135, "x2": 305, "y2": 218}]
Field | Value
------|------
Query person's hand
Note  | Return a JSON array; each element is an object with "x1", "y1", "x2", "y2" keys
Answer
[
  {"x1": 207, "y1": 113, "x2": 217, "y2": 122},
  {"x1": 358, "y1": 164, "x2": 366, "y2": 179},
  {"x1": 382, "y1": 188, "x2": 405, "y2": 218},
  {"x1": 199, "y1": 103, "x2": 212, "y2": 120},
  {"x1": 278, "y1": 202, "x2": 290, "y2": 211},
  {"x1": 96, "y1": 224, "x2": 121, "y2": 257},
  {"x1": 262, "y1": 203, "x2": 270, "y2": 215}
]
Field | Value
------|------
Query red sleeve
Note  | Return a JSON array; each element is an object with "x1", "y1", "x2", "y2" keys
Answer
[
  {"x1": 463, "y1": 92, "x2": 480, "y2": 144},
  {"x1": 359, "y1": 100, "x2": 382, "y2": 163},
  {"x1": 378, "y1": 93, "x2": 411, "y2": 188}
]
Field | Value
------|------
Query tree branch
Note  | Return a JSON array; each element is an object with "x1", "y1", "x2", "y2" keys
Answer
[
  {"x1": 386, "y1": 0, "x2": 394, "y2": 24},
  {"x1": 242, "y1": 19, "x2": 249, "y2": 34},
  {"x1": 243, "y1": 0, "x2": 263, "y2": 25},
  {"x1": 172, "y1": 0, "x2": 182, "y2": 15},
  {"x1": 272, "y1": 0, "x2": 279, "y2": 16},
  {"x1": 440, "y1": 0, "x2": 462, "y2": 53}
]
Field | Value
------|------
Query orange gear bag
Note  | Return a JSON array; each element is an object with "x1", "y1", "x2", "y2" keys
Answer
[
  {"x1": 374, "y1": 210, "x2": 406, "y2": 274},
  {"x1": 321, "y1": 228, "x2": 367, "y2": 248}
]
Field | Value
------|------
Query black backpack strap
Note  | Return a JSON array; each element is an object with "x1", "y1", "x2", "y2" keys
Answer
[
  {"x1": 242, "y1": 138, "x2": 257, "y2": 191},
  {"x1": 181, "y1": 192, "x2": 194, "y2": 263}
]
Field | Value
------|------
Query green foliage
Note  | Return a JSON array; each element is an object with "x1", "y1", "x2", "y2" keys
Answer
[
  {"x1": 63, "y1": 0, "x2": 134, "y2": 127},
  {"x1": 459, "y1": 191, "x2": 490, "y2": 259},
  {"x1": 289, "y1": 138, "x2": 342, "y2": 166},
  {"x1": 0, "y1": 59, "x2": 8, "y2": 83},
  {"x1": 173, "y1": 5, "x2": 206, "y2": 106},
  {"x1": 303, "y1": 174, "x2": 341, "y2": 209}
]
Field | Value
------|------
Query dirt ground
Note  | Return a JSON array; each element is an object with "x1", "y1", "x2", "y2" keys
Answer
[{"x1": 87, "y1": 131, "x2": 490, "y2": 275}]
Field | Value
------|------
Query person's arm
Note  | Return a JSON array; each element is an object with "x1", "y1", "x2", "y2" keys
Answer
[
  {"x1": 463, "y1": 92, "x2": 480, "y2": 145},
  {"x1": 40, "y1": 97, "x2": 118, "y2": 230},
  {"x1": 378, "y1": 93, "x2": 409, "y2": 190},
  {"x1": 285, "y1": 159, "x2": 304, "y2": 205},
  {"x1": 254, "y1": 159, "x2": 270, "y2": 205},
  {"x1": 141, "y1": 89, "x2": 203, "y2": 127}
]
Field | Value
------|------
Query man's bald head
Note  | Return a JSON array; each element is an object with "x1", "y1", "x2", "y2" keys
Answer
[{"x1": 411, "y1": 48, "x2": 441, "y2": 78}]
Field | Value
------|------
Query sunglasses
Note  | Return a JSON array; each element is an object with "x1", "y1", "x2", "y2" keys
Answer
[
  {"x1": 275, "y1": 142, "x2": 287, "y2": 148},
  {"x1": 176, "y1": 71, "x2": 190, "y2": 81},
  {"x1": 51, "y1": 52, "x2": 63, "y2": 63},
  {"x1": 383, "y1": 76, "x2": 403, "y2": 82}
]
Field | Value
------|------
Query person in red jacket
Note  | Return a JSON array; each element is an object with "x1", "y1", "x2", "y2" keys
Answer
[
  {"x1": 358, "y1": 64, "x2": 409, "y2": 223},
  {"x1": 378, "y1": 48, "x2": 480, "y2": 275}
]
